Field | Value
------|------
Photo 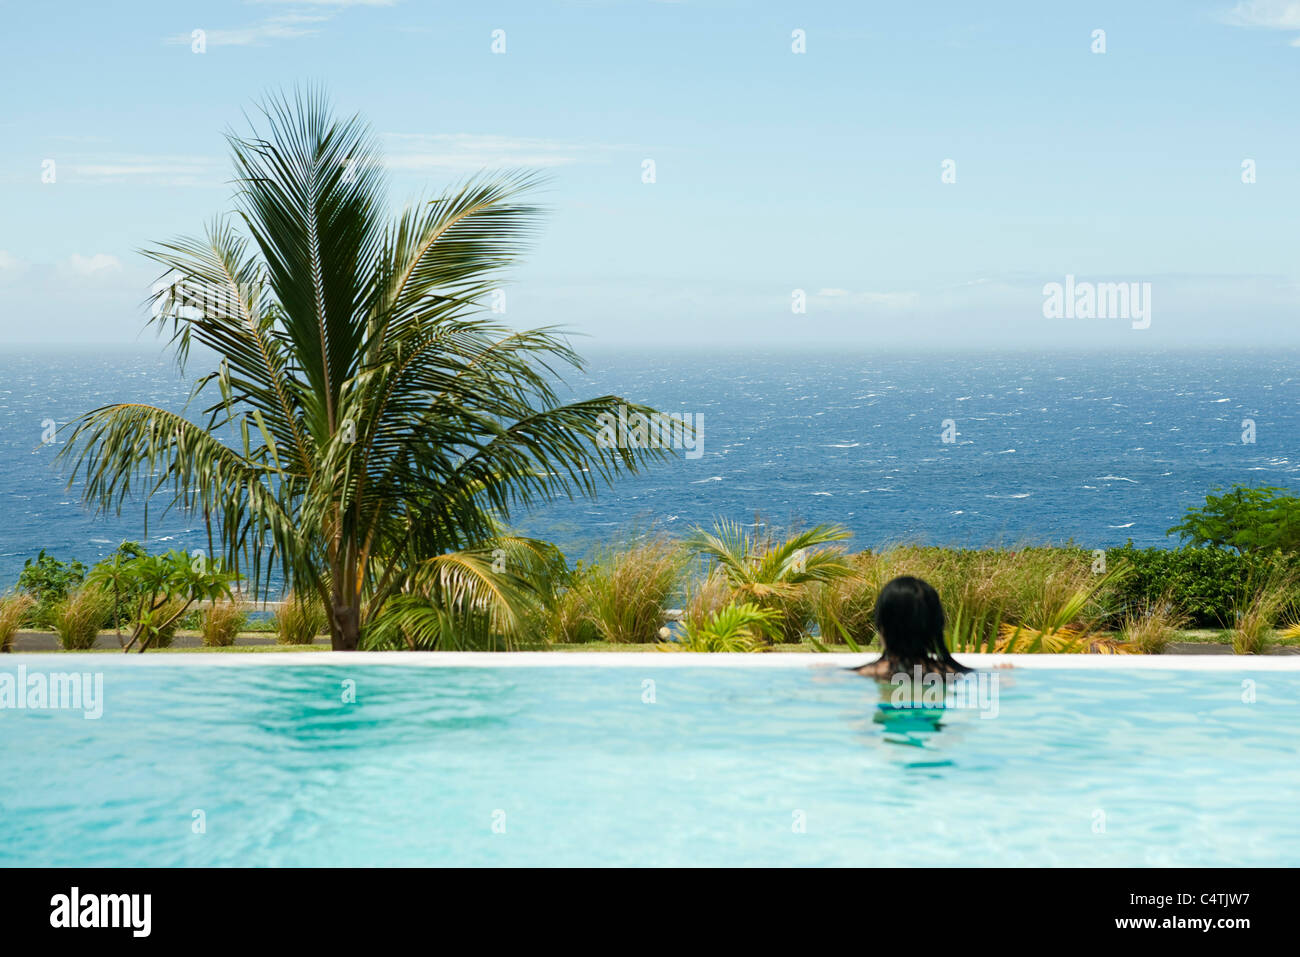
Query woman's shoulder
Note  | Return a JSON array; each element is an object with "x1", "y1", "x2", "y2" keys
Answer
[
  {"x1": 848, "y1": 659, "x2": 895, "y2": 679},
  {"x1": 848, "y1": 656, "x2": 1000, "y2": 679}
]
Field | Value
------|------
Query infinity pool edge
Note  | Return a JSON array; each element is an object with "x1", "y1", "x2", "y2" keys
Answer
[{"x1": 8, "y1": 652, "x2": 1300, "y2": 669}]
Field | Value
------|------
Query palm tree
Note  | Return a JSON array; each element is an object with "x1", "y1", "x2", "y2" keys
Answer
[{"x1": 60, "y1": 89, "x2": 669, "y2": 650}]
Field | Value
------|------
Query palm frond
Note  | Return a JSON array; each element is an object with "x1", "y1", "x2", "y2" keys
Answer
[
  {"x1": 228, "y1": 86, "x2": 387, "y2": 435},
  {"x1": 367, "y1": 545, "x2": 545, "y2": 650}
]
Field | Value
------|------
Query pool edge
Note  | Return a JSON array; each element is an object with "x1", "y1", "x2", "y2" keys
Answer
[{"x1": 9, "y1": 651, "x2": 1300, "y2": 669}]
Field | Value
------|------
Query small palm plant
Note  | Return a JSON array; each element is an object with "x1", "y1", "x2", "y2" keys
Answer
[
  {"x1": 685, "y1": 519, "x2": 852, "y2": 642},
  {"x1": 680, "y1": 569, "x2": 735, "y2": 640},
  {"x1": 669, "y1": 601, "x2": 779, "y2": 652},
  {"x1": 367, "y1": 535, "x2": 568, "y2": 650}
]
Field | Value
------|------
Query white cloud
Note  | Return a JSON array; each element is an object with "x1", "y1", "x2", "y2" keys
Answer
[
  {"x1": 65, "y1": 155, "x2": 226, "y2": 187},
  {"x1": 0, "y1": 251, "x2": 26, "y2": 282},
  {"x1": 814, "y1": 288, "x2": 919, "y2": 308},
  {"x1": 382, "y1": 133, "x2": 627, "y2": 172},
  {"x1": 1224, "y1": 1, "x2": 1300, "y2": 42},
  {"x1": 164, "y1": 14, "x2": 330, "y2": 47},
  {"x1": 57, "y1": 135, "x2": 624, "y2": 188},
  {"x1": 163, "y1": 1, "x2": 395, "y2": 47},
  {"x1": 1225, "y1": 1, "x2": 1300, "y2": 27},
  {"x1": 65, "y1": 254, "x2": 123, "y2": 277},
  {"x1": 251, "y1": 0, "x2": 395, "y2": 5}
]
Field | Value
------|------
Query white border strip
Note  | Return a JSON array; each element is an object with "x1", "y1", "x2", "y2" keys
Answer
[{"x1": 10, "y1": 651, "x2": 1300, "y2": 670}]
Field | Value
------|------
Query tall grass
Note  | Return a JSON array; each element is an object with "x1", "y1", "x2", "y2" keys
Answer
[
  {"x1": 680, "y1": 570, "x2": 736, "y2": 640},
  {"x1": 552, "y1": 539, "x2": 683, "y2": 644},
  {"x1": 201, "y1": 602, "x2": 248, "y2": 647},
  {"x1": 1230, "y1": 563, "x2": 1296, "y2": 654},
  {"x1": 539, "y1": 539, "x2": 1144, "y2": 652},
  {"x1": 274, "y1": 592, "x2": 328, "y2": 645},
  {"x1": 52, "y1": 585, "x2": 113, "y2": 650},
  {"x1": 546, "y1": 584, "x2": 599, "y2": 644},
  {"x1": 807, "y1": 553, "x2": 879, "y2": 646},
  {"x1": 0, "y1": 593, "x2": 33, "y2": 653},
  {"x1": 1119, "y1": 593, "x2": 1189, "y2": 655},
  {"x1": 846, "y1": 546, "x2": 1128, "y2": 654}
]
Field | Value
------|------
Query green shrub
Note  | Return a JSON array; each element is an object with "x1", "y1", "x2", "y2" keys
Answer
[
  {"x1": 145, "y1": 599, "x2": 188, "y2": 649},
  {"x1": 17, "y1": 551, "x2": 86, "y2": 628},
  {"x1": 88, "y1": 541, "x2": 148, "y2": 630},
  {"x1": 364, "y1": 538, "x2": 570, "y2": 651},
  {"x1": 1169, "y1": 484, "x2": 1300, "y2": 553},
  {"x1": 52, "y1": 585, "x2": 113, "y2": 650},
  {"x1": 85, "y1": 548, "x2": 237, "y2": 652},
  {"x1": 1107, "y1": 544, "x2": 1300, "y2": 627},
  {"x1": 856, "y1": 544, "x2": 1112, "y2": 649}
]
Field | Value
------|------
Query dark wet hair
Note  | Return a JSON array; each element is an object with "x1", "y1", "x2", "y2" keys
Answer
[{"x1": 870, "y1": 575, "x2": 970, "y2": 673}]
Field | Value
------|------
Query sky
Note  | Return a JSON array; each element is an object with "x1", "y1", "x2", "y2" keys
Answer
[{"x1": 0, "y1": 0, "x2": 1298, "y2": 349}]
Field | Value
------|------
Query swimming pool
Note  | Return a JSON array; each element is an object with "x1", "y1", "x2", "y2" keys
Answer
[{"x1": 2, "y1": 654, "x2": 1297, "y2": 867}]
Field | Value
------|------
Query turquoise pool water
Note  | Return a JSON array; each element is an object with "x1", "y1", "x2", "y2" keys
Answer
[{"x1": 2, "y1": 661, "x2": 1297, "y2": 866}]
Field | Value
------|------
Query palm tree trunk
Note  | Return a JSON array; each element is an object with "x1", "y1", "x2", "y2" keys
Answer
[
  {"x1": 328, "y1": 555, "x2": 362, "y2": 650},
  {"x1": 331, "y1": 601, "x2": 361, "y2": 650}
]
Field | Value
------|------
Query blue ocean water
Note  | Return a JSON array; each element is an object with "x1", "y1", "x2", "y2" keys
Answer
[
  {"x1": 1, "y1": 347, "x2": 1296, "y2": 585},
  {"x1": 1, "y1": 661, "x2": 1296, "y2": 866}
]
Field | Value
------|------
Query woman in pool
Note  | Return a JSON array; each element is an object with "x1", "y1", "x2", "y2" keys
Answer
[{"x1": 852, "y1": 575, "x2": 972, "y2": 679}]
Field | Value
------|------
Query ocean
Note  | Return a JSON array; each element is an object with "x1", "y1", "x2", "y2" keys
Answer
[{"x1": 1, "y1": 346, "x2": 1295, "y2": 587}]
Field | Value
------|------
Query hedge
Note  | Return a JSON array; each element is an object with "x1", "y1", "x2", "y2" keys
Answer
[{"x1": 1106, "y1": 543, "x2": 1300, "y2": 628}]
